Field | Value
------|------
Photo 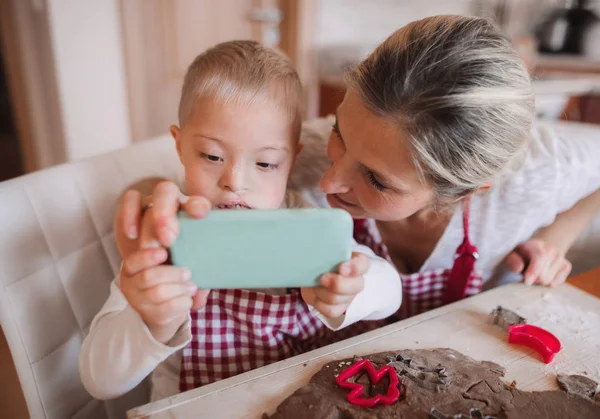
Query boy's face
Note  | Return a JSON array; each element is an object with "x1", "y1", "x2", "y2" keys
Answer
[{"x1": 171, "y1": 96, "x2": 299, "y2": 209}]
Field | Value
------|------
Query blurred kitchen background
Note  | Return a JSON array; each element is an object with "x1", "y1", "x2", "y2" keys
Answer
[{"x1": 0, "y1": 0, "x2": 599, "y2": 184}]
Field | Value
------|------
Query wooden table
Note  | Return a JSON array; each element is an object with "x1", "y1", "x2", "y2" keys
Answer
[{"x1": 128, "y1": 271, "x2": 600, "y2": 419}]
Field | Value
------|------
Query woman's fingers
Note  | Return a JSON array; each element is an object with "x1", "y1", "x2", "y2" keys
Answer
[
  {"x1": 550, "y1": 260, "x2": 572, "y2": 288},
  {"x1": 539, "y1": 249, "x2": 560, "y2": 286},
  {"x1": 505, "y1": 251, "x2": 526, "y2": 274},
  {"x1": 519, "y1": 240, "x2": 545, "y2": 285}
]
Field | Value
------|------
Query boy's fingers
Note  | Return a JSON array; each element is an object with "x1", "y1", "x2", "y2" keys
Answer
[
  {"x1": 148, "y1": 296, "x2": 194, "y2": 326},
  {"x1": 131, "y1": 266, "x2": 192, "y2": 290},
  {"x1": 139, "y1": 208, "x2": 162, "y2": 249},
  {"x1": 310, "y1": 300, "x2": 346, "y2": 318},
  {"x1": 321, "y1": 273, "x2": 364, "y2": 295},
  {"x1": 182, "y1": 196, "x2": 212, "y2": 219},
  {"x1": 142, "y1": 282, "x2": 198, "y2": 305},
  {"x1": 123, "y1": 248, "x2": 168, "y2": 276},
  {"x1": 121, "y1": 189, "x2": 142, "y2": 240},
  {"x1": 191, "y1": 289, "x2": 211, "y2": 310},
  {"x1": 152, "y1": 181, "x2": 184, "y2": 246},
  {"x1": 313, "y1": 287, "x2": 354, "y2": 305},
  {"x1": 300, "y1": 287, "x2": 317, "y2": 307},
  {"x1": 339, "y1": 253, "x2": 369, "y2": 276}
]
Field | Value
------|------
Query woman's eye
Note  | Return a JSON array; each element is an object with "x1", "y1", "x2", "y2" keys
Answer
[
  {"x1": 201, "y1": 153, "x2": 222, "y2": 162},
  {"x1": 367, "y1": 170, "x2": 387, "y2": 192},
  {"x1": 257, "y1": 162, "x2": 278, "y2": 170},
  {"x1": 332, "y1": 121, "x2": 342, "y2": 138}
]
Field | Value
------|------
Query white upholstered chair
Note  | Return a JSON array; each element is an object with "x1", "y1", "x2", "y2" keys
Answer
[{"x1": 0, "y1": 135, "x2": 181, "y2": 419}]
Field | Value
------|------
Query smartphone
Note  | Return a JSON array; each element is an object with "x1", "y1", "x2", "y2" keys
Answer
[{"x1": 169, "y1": 208, "x2": 353, "y2": 289}]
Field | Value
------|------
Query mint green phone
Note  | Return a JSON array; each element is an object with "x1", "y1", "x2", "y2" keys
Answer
[{"x1": 169, "y1": 209, "x2": 353, "y2": 289}]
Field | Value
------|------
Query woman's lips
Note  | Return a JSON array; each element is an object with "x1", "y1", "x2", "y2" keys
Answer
[{"x1": 331, "y1": 194, "x2": 358, "y2": 208}]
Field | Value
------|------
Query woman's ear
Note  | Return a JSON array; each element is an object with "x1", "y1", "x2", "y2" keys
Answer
[{"x1": 170, "y1": 125, "x2": 183, "y2": 163}]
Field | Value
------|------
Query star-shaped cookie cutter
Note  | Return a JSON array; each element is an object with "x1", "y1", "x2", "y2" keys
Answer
[{"x1": 335, "y1": 359, "x2": 401, "y2": 408}]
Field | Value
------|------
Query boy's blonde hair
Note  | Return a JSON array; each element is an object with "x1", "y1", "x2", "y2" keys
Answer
[{"x1": 178, "y1": 40, "x2": 303, "y2": 136}]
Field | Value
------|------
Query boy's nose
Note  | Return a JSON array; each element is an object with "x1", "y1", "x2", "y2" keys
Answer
[{"x1": 220, "y1": 162, "x2": 247, "y2": 193}]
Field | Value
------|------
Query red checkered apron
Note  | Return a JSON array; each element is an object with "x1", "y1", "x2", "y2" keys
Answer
[
  {"x1": 353, "y1": 199, "x2": 483, "y2": 320},
  {"x1": 179, "y1": 289, "x2": 386, "y2": 391}
]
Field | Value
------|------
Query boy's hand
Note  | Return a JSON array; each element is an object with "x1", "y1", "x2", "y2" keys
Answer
[
  {"x1": 505, "y1": 238, "x2": 572, "y2": 288},
  {"x1": 120, "y1": 208, "x2": 210, "y2": 344},
  {"x1": 301, "y1": 252, "x2": 368, "y2": 318},
  {"x1": 115, "y1": 181, "x2": 211, "y2": 261}
]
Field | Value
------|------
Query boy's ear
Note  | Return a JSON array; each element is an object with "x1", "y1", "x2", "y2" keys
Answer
[{"x1": 170, "y1": 125, "x2": 183, "y2": 163}]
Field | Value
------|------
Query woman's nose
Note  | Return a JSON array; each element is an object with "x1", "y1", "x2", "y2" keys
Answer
[
  {"x1": 220, "y1": 162, "x2": 247, "y2": 193},
  {"x1": 320, "y1": 159, "x2": 352, "y2": 194}
]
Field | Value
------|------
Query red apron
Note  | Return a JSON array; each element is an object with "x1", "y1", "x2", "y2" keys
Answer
[
  {"x1": 179, "y1": 288, "x2": 386, "y2": 391},
  {"x1": 353, "y1": 199, "x2": 483, "y2": 320}
]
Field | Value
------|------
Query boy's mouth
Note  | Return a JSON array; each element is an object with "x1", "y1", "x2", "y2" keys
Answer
[{"x1": 215, "y1": 202, "x2": 251, "y2": 210}]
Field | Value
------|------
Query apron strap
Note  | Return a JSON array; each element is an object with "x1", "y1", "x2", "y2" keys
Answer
[{"x1": 442, "y1": 196, "x2": 479, "y2": 305}]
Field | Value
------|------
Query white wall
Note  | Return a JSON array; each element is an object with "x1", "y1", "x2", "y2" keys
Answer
[
  {"x1": 315, "y1": 0, "x2": 600, "y2": 51},
  {"x1": 46, "y1": 0, "x2": 131, "y2": 161}
]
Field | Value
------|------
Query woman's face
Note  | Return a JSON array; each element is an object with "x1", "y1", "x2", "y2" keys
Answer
[{"x1": 320, "y1": 91, "x2": 436, "y2": 221}]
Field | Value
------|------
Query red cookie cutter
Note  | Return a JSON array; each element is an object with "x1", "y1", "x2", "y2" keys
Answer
[
  {"x1": 507, "y1": 324, "x2": 562, "y2": 364},
  {"x1": 335, "y1": 359, "x2": 400, "y2": 408},
  {"x1": 490, "y1": 305, "x2": 561, "y2": 364}
]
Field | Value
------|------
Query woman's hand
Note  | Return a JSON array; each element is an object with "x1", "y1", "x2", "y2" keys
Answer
[
  {"x1": 114, "y1": 180, "x2": 211, "y2": 261},
  {"x1": 505, "y1": 238, "x2": 572, "y2": 288},
  {"x1": 301, "y1": 252, "x2": 369, "y2": 318}
]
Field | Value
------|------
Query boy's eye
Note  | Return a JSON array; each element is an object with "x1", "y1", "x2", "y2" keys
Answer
[
  {"x1": 257, "y1": 162, "x2": 278, "y2": 170},
  {"x1": 201, "y1": 153, "x2": 222, "y2": 162}
]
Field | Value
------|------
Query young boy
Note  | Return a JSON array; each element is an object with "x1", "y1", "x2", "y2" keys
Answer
[{"x1": 79, "y1": 41, "x2": 402, "y2": 401}]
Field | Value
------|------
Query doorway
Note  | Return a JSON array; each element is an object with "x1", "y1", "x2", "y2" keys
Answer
[{"x1": 0, "y1": 47, "x2": 23, "y2": 181}]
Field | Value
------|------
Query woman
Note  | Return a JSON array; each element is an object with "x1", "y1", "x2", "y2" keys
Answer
[{"x1": 116, "y1": 15, "x2": 600, "y2": 319}]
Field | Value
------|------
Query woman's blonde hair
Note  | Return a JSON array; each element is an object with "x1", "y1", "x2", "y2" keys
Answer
[
  {"x1": 178, "y1": 40, "x2": 303, "y2": 136},
  {"x1": 346, "y1": 15, "x2": 535, "y2": 200}
]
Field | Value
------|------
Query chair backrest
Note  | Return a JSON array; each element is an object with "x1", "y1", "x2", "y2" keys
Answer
[{"x1": 0, "y1": 136, "x2": 182, "y2": 419}]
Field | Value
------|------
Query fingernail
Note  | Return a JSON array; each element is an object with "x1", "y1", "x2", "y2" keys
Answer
[
  {"x1": 127, "y1": 226, "x2": 138, "y2": 240},
  {"x1": 179, "y1": 195, "x2": 189, "y2": 205},
  {"x1": 146, "y1": 240, "x2": 161, "y2": 249},
  {"x1": 186, "y1": 283, "x2": 198, "y2": 293},
  {"x1": 320, "y1": 275, "x2": 330, "y2": 287},
  {"x1": 182, "y1": 268, "x2": 192, "y2": 281},
  {"x1": 161, "y1": 227, "x2": 176, "y2": 245},
  {"x1": 153, "y1": 249, "x2": 166, "y2": 263},
  {"x1": 190, "y1": 199, "x2": 208, "y2": 216},
  {"x1": 340, "y1": 265, "x2": 350, "y2": 276}
]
